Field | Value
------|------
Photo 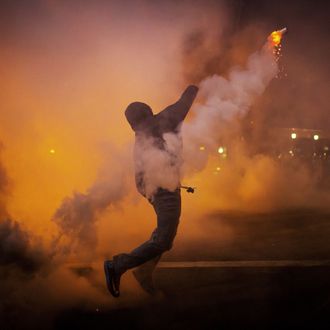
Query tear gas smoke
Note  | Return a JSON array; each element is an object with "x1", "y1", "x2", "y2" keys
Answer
[
  {"x1": 183, "y1": 32, "x2": 280, "y2": 172},
  {"x1": 0, "y1": 0, "x2": 329, "y2": 328},
  {"x1": 0, "y1": 149, "x2": 48, "y2": 275},
  {"x1": 0, "y1": 152, "x2": 52, "y2": 329},
  {"x1": 133, "y1": 132, "x2": 184, "y2": 198},
  {"x1": 122, "y1": 30, "x2": 286, "y2": 200},
  {"x1": 52, "y1": 145, "x2": 131, "y2": 260},
  {"x1": 0, "y1": 144, "x2": 9, "y2": 220},
  {"x1": 0, "y1": 218, "x2": 47, "y2": 274}
]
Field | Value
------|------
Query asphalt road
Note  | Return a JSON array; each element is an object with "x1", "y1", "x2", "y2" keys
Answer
[
  {"x1": 55, "y1": 265, "x2": 330, "y2": 330},
  {"x1": 55, "y1": 209, "x2": 330, "y2": 330}
]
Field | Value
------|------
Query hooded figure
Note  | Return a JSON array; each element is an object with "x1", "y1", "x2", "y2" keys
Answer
[{"x1": 104, "y1": 85, "x2": 198, "y2": 297}]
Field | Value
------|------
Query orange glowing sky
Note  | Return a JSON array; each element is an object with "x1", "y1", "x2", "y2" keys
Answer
[{"x1": 0, "y1": 1, "x2": 229, "y2": 245}]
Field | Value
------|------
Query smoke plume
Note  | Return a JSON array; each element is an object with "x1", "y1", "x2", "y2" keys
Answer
[
  {"x1": 0, "y1": 148, "x2": 46, "y2": 275},
  {"x1": 0, "y1": 0, "x2": 329, "y2": 328},
  {"x1": 183, "y1": 40, "x2": 278, "y2": 172},
  {"x1": 52, "y1": 145, "x2": 131, "y2": 259},
  {"x1": 0, "y1": 218, "x2": 47, "y2": 274}
]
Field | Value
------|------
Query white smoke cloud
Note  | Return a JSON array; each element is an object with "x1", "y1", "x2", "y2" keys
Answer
[
  {"x1": 113, "y1": 37, "x2": 280, "y2": 210},
  {"x1": 183, "y1": 41, "x2": 278, "y2": 172},
  {"x1": 134, "y1": 133, "x2": 183, "y2": 198}
]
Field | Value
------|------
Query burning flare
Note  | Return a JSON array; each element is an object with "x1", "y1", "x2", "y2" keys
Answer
[
  {"x1": 265, "y1": 27, "x2": 288, "y2": 64},
  {"x1": 268, "y1": 27, "x2": 287, "y2": 47}
]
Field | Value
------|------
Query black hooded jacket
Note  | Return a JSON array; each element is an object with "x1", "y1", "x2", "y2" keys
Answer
[{"x1": 125, "y1": 85, "x2": 199, "y2": 196}]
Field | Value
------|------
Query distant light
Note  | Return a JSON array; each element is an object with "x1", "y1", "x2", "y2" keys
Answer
[
  {"x1": 291, "y1": 133, "x2": 297, "y2": 139},
  {"x1": 324, "y1": 146, "x2": 329, "y2": 151},
  {"x1": 49, "y1": 149, "x2": 55, "y2": 154},
  {"x1": 289, "y1": 150, "x2": 294, "y2": 156},
  {"x1": 218, "y1": 147, "x2": 224, "y2": 154},
  {"x1": 313, "y1": 134, "x2": 319, "y2": 141},
  {"x1": 199, "y1": 146, "x2": 205, "y2": 151},
  {"x1": 216, "y1": 167, "x2": 221, "y2": 171}
]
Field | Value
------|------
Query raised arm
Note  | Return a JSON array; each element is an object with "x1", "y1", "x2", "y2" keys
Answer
[{"x1": 156, "y1": 85, "x2": 199, "y2": 131}]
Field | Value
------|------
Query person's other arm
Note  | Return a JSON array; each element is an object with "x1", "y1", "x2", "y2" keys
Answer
[{"x1": 156, "y1": 85, "x2": 199, "y2": 129}]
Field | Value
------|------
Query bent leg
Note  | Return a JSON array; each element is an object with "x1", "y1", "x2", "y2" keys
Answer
[
  {"x1": 134, "y1": 254, "x2": 162, "y2": 276},
  {"x1": 114, "y1": 188, "x2": 181, "y2": 274},
  {"x1": 132, "y1": 255, "x2": 162, "y2": 294}
]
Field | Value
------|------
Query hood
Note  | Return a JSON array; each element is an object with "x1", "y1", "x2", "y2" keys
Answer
[{"x1": 125, "y1": 102, "x2": 153, "y2": 131}]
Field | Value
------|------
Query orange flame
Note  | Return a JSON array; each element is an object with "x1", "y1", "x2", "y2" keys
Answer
[
  {"x1": 270, "y1": 31, "x2": 282, "y2": 46},
  {"x1": 268, "y1": 29, "x2": 286, "y2": 47}
]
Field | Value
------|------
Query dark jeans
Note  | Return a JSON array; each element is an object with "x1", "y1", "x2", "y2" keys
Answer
[{"x1": 113, "y1": 188, "x2": 181, "y2": 275}]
